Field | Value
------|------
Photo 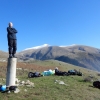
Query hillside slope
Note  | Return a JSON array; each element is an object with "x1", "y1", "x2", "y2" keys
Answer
[
  {"x1": 17, "y1": 45, "x2": 100, "y2": 71},
  {"x1": 0, "y1": 50, "x2": 8, "y2": 61},
  {"x1": 0, "y1": 60, "x2": 100, "y2": 100}
]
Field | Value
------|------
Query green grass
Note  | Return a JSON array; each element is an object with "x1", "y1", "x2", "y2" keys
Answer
[
  {"x1": 27, "y1": 60, "x2": 99, "y2": 76},
  {"x1": 0, "y1": 76, "x2": 100, "y2": 100},
  {"x1": 0, "y1": 60, "x2": 100, "y2": 100}
]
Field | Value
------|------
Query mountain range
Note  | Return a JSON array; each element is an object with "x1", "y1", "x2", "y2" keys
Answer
[{"x1": 16, "y1": 44, "x2": 100, "y2": 71}]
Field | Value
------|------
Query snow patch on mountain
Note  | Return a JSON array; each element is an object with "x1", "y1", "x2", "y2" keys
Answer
[
  {"x1": 59, "y1": 44, "x2": 76, "y2": 47},
  {"x1": 24, "y1": 44, "x2": 50, "y2": 50},
  {"x1": 23, "y1": 44, "x2": 77, "y2": 51}
]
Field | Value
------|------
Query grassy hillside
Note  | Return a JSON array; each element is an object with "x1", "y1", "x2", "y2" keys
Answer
[
  {"x1": 25, "y1": 60, "x2": 99, "y2": 75},
  {"x1": 0, "y1": 60, "x2": 100, "y2": 100},
  {"x1": 0, "y1": 51, "x2": 8, "y2": 62}
]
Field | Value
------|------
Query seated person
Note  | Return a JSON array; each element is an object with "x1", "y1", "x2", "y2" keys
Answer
[
  {"x1": 55, "y1": 67, "x2": 69, "y2": 76},
  {"x1": 55, "y1": 67, "x2": 59, "y2": 73}
]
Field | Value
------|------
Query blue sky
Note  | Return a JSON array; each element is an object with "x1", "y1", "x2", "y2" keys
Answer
[{"x1": 0, "y1": 0, "x2": 100, "y2": 52}]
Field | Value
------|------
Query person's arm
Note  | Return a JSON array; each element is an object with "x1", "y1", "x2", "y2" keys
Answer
[
  {"x1": 12, "y1": 28, "x2": 18, "y2": 33},
  {"x1": 7, "y1": 27, "x2": 18, "y2": 34},
  {"x1": 7, "y1": 27, "x2": 14, "y2": 34}
]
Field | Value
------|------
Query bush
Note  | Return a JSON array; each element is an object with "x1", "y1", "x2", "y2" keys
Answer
[
  {"x1": 83, "y1": 76, "x2": 93, "y2": 82},
  {"x1": 97, "y1": 73, "x2": 100, "y2": 76}
]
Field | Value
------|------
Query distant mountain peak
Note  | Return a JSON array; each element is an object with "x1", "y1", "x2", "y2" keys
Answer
[{"x1": 24, "y1": 44, "x2": 50, "y2": 50}]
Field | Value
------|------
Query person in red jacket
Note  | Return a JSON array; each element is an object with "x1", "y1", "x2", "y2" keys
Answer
[{"x1": 7, "y1": 22, "x2": 18, "y2": 58}]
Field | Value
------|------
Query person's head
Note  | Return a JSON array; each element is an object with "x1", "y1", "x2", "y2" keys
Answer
[
  {"x1": 9, "y1": 22, "x2": 13, "y2": 28},
  {"x1": 55, "y1": 67, "x2": 58, "y2": 70}
]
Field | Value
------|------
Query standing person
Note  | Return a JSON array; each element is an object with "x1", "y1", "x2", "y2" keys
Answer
[{"x1": 7, "y1": 22, "x2": 18, "y2": 58}]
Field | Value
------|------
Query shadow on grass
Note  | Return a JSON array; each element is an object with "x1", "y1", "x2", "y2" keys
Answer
[
  {"x1": 0, "y1": 90, "x2": 9, "y2": 93},
  {"x1": 88, "y1": 85, "x2": 94, "y2": 88},
  {"x1": 78, "y1": 80, "x2": 87, "y2": 82},
  {"x1": 88, "y1": 85, "x2": 100, "y2": 89}
]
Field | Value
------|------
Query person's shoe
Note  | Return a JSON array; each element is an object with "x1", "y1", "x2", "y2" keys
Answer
[
  {"x1": 9, "y1": 54, "x2": 12, "y2": 58},
  {"x1": 12, "y1": 54, "x2": 17, "y2": 58}
]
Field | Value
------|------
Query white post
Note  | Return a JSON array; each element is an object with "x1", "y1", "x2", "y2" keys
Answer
[{"x1": 6, "y1": 58, "x2": 17, "y2": 87}]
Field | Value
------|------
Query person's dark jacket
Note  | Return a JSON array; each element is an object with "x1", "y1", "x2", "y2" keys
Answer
[
  {"x1": 7, "y1": 27, "x2": 18, "y2": 40},
  {"x1": 55, "y1": 69, "x2": 59, "y2": 73}
]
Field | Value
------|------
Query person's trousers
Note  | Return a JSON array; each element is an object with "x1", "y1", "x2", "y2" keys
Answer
[{"x1": 8, "y1": 39, "x2": 17, "y2": 55}]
